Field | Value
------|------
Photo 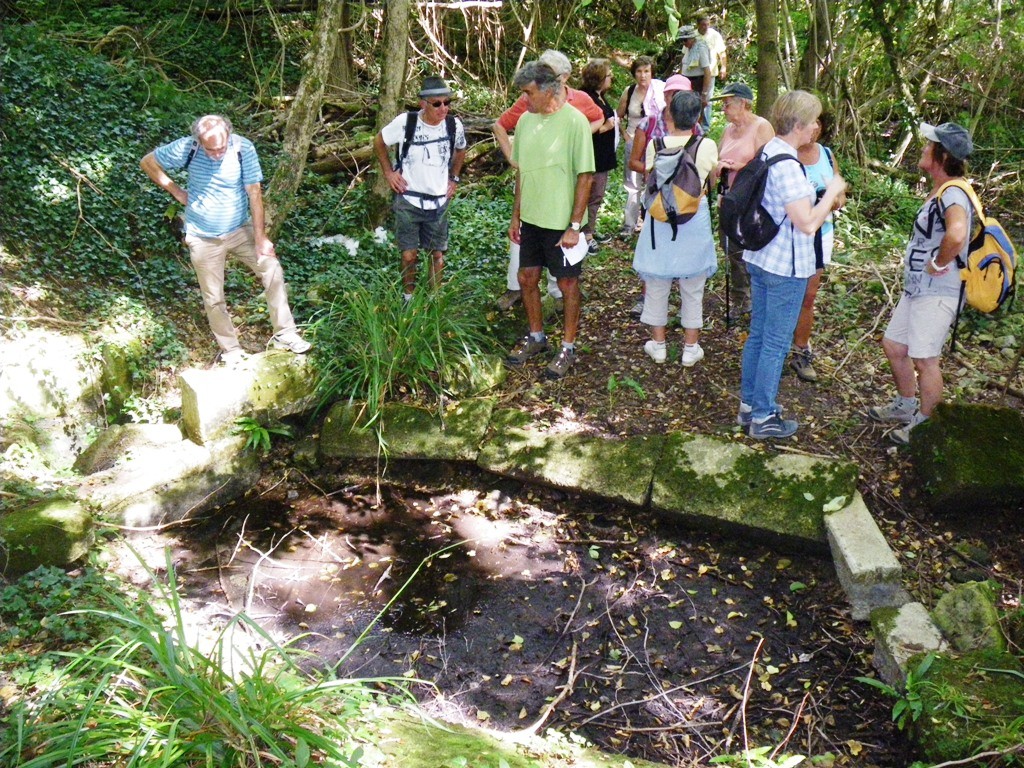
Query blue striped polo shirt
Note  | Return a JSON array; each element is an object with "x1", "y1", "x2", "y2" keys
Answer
[{"x1": 154, "y1": 134, "x2": 264, "y2": 238}]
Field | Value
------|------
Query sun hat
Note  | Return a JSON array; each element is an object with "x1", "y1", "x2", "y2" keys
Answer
[
  {"x1": 714, "y1": 82, "x2": 754, "y2": 101},
  {"x1": 677, "y1": 25, "x2": 699, "y2": 40},
  {"x1": 920, "y1": 122, "x2": 973, "y2": 160},
  {"x1": 663, "y1": 74, "x2": 692, "y2": 94},
  {"x1": 419, "y1": 76, "x2": 452, "y2": 99}
]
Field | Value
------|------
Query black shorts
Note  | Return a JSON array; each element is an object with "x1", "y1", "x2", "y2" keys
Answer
[{"x1": 519, "y1": 221, "x2": 583, "y2": 279}]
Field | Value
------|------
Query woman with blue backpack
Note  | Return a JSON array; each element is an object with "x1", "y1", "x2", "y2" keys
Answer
[{"x1": 632, "y1": 91, "x2": 718, "y2": 367}]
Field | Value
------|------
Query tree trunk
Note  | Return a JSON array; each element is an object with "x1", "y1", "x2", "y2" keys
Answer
[
  {"x1": 372, "y1": 0, "x2": 412, "y2": 201},
  {"x1": 754, "y1": 0, "x2": 780, "y2": 117},
  {"x1": 264, "y1": 0, "x2": 347, "y2": 238},
  {"x1": 326, "y1": 1, "x2": 357, "y2": 98},
  {"x1": 798, "y1": 0, "x2": 832, "y2": 90}
]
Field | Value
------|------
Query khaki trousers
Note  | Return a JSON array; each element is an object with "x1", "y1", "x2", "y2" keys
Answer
[{"x1": 185, "y1": 223, "x2": 297, "y2": 352}]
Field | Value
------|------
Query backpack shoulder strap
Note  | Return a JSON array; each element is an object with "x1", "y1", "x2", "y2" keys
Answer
[
  {"x1": 823, "y1": 145, "x2": 835, "y2": 170},
  {"x1": 936, "y1": 178, "x2": 984, "y2": 223},
  {"x1": 183, "y1": 139, "x2": 199, "y2": 169},
  {"x1": 397, "y1": 110, "x2": 419, "y2": 169},
  {"x1": 445, "y1": 113, "x2": 457, "y2": 164}
]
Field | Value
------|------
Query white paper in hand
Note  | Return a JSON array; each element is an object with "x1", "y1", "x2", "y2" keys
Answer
[{"x1": 561, "y1": 237, "x2": 589, "y2": 266}]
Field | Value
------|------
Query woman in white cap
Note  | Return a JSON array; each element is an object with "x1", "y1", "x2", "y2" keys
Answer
[{"x1": 868, "y1": 121, "x2": 974, "y2": 444}]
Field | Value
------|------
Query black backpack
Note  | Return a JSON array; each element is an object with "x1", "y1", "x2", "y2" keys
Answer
[
  {"x1": 394, "y1": 110, "x2": 457, "y2": 172},
  {"x1": 719, "y1": 146, "x2": 803, "y2": 251}
]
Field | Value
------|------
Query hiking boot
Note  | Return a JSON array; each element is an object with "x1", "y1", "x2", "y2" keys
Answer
[
  {"x1": 617, "y1": 226, "x2": 634, "y2": 240},
  {"x1": 681, "y1": 343, "x2": 705, "y2": 367},
  {"x1": 749, "y1": 412, "x2": 799, "y2": 440},
  {"x1": 496, "y1": 289, "x2": 522, "y2": 312},
  {"x1": 220, "y1": 348, "x2": 250, "y2": 367},
  {"x1": 545, "y1": 346, "x2": 577, "y2": 379},
  {"x1": 629, "y1": 299, "x2": 645, "y2": 318},
  {"x1": 789, "y1": 346, "x2": 818, "y2": 381},
  {"x1": 643, "y1": 340, "x2": 667, "y2": 364},
  {"x1": 587, "y1": 240, "x2": 600, "y2": 256},
  {"x1": 890, "y1": 411, "x2": 927, "y2": 445},
  {"x1": 736, "y1": 404, "x2": 753, "y2": 427},
  {"x1": 507, "y1": 334, "x2": 548, "y2": 365},
  {"x1": 868, "y1": 397, "x2": 918, "y2": 424},
  {"x1": 270, "y1": 332, "x2": 311, "y2": 354},
  {"x1": 594, "y1": 231, "x2": 613, "y2": 244}
]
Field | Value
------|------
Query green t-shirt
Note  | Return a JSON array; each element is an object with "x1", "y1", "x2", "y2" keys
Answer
[{"x1": 512, "y1": 104, "x2": 595, "y2": 230}]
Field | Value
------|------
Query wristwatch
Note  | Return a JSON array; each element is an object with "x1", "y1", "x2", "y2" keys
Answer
[
  {"x1": 570, "y1": 221, "x2": 581, "y2": 231},
  {"x1": 450, "y1": 175, "x2": 461, "y2": 183}
]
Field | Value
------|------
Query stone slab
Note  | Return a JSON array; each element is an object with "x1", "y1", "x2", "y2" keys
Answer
[
  {"x1": 476, "y1": 408, "x2": 663, "y2": 507},
  {"x1": 180, "y1": 351, "x2": 317, "y2": 445},
  {"x1": 77, "y1": 434, "x2": 259, "y2": 528},
  {"x1": 319, "y1": 399, "x2": 495, "y2": 462},
  {"x1": 871, "y1": 602, "x2": 948, "y2": 687},
  {"x1": 651, "y1": 432, "x2": 858, "y2": 548},
  {"x1": 825, "y1": 493, "x2": 908, "y2": 620}
]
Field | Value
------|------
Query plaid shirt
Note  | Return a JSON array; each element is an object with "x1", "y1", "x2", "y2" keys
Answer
[{"x1": 743, "y1": 137, "x2": 818, "y2": 278}]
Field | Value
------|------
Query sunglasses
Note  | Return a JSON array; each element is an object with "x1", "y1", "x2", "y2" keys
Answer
[{"x1": 428, "y1": 99, "x2": 452, "y2": 108}]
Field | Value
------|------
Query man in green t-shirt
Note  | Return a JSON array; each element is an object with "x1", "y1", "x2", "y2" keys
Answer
[{"x1": 507, "y1": 61, "x2": 595, "y2": 379}]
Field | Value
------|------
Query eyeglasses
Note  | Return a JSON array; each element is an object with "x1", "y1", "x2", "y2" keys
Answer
[{"x1": 428, "y1": 99, "x2": 452, "y2": 108}]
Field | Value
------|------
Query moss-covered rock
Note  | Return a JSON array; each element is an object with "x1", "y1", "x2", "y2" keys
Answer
[
  {"x1": 0, "y1": 499, "x2": 93, "y2": 577},
  {"x1": 909, "y1": 402, "x2": 1024, "y2": 514},
  {"x1": 98, "y1": 338, "x2": 145, "y2": 418},
  {"x1": 476, "y1": 408, "x2": 663, "y2": 507},
  {"x1": 319, "y1": 399, "x2": 495, "y2": 461},
  {"x1": 652, "y1": 433, "x2": 858, "y2": 549},
  {"x1": 932, "y1": 581, "x2": 1006, "y2": 653},
  {"x1": 911, "y1": 650, "x2": 1024, "y2": 763}
]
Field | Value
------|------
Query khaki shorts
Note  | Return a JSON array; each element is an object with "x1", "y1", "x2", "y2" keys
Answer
[{"x1": 883, "y1": 293, "x2": 958, "y2": 358}]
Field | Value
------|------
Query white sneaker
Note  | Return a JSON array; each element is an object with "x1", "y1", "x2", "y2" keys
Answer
[
  {"x1": 891, "y1": 411, "x2": 927, "y2": 445},
  {"x1": 220, "y1": 348, "x2": 249, "y2": 366},
  {"x1": 270, "y1": 332, "x2": 311, "y2": 354},
  {"x1": 681, "y1": 344, "x2": 705, "y2": 367},
  {"x1": 868, "y1": 396, "x2": 918, "y2": 424},
  {"x1": 643, "y1": 340, "x2": 667, "y2": 363}
]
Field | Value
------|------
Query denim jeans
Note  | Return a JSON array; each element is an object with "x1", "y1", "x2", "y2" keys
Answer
[{"x1": 740, "y1": 263, "x2": 808, "y2": 420}]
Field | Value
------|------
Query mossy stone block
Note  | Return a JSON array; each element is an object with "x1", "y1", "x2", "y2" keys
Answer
[
  {"x1": 180, "y1": 352, "x2": 317, "y2": 444},
  {"x1": 319, "y1": 402, "x2": 382, "y2": 458},
  {"x1": 477, "y1": 408, "x2": 663, "y2": 506},
  {"x1": 932, "y1": 580, "x2": 1007, "y2": 653},
  {"x1": 909, "y1": 402, "x2": 1024, "y2": 514},
  {"x1": 366, "y1": 708, "x2": 670, "y2": 768},
  {"x1": 1, "y1": 499, "x2": 93, "y2": 577},
  {"x1": 911, "y1": 650, "x2": 1024, "y2": 763},
  {"x1": 320, "y1": 398, "x2": 494, "y2": 461},
  {"x1": 652, "y1": 433, "x2": 858, "y2": 548}
]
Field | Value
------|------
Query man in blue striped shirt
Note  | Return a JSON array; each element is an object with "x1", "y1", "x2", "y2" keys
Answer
[{"x1": 141, "y1": 115, "x2": 309, "y2": 365}]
